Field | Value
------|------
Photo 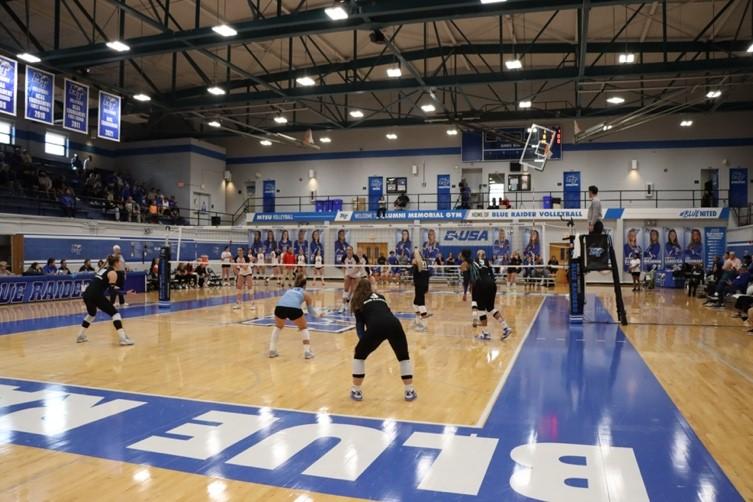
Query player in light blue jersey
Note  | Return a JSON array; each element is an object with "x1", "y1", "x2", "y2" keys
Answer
[{"x1": 268, "y1": 274, "x2": 320, "y2": 360}]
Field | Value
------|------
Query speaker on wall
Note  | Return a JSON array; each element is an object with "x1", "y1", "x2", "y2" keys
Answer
[{"x1": 510, "y1": 162, "x2": 522, "y2": 172}]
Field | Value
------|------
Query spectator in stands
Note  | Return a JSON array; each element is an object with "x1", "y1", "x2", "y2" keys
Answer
[
  {"x1": 24, "y1": 262, "x2": 43, "y2": 276},
  {"x1": 488, "y1": 198, "x2": 499, "y2": 209},
  {"x1": 184, "y1": 262, "x2": 199, "y2": 287},
  {"x1": 148, "y1": 199, "x2": 159, "y2": 223},
  {"x1": 394, "y1": 192, "x2": 409, "y2": 210},
  {"x1": 79, "y1": 259, "x2": 95, "y2": 272},
  {"x1": 37, "y1": 171, "x2": 53, "y2": 197},
  {"x1": 458, "y1": 179, "x2": 471, "y2": 209},
  {"x1": 97, "y1": 259, "x2": 105, "y2": 269},
  {"x1": 547, "y1": 255, "x2": 559, "y2": 276},
  {"x1": 60, "y1": 188, "x2": 76, "y2": 217},
  {"x1": 377, "y1": 194, "x2": 387, "y2": 218},
  {"x1": 20, "y1": 149, "x2": 32, "y2": 168},
  {"x1": 195, "y1": 260, "x2": 208, "y2": 288},
  {"x1": 0, "y1": 261, "x2": 14, "y2": 276},
  {"x1": 42, "y1": 258, "x2": 57, "y2": 275},
  {"x1": 83, "y1": 155, "x2": 93, "y2": 171},
  {"x1": 710, "y1": 265, "x2": 751, "y2": 307},
  {"x1": 71, "y1": 154, "x2": 83, "y2": 171},
  {"x1": 58, "y1": 259, "x2": 72, "y2": 275}
]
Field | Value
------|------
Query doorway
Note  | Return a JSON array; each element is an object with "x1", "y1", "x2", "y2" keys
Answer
[
  {"x1": 192, "y1": 192, "x2": 212, "y2": 225},
  {"x1": 357, "y1": 242, "x2": 388, "y2": 263},
  {"x1": 461, "y1": 168, "x2": 483, "y2": 208},
  {"x1": 549, "y1": 243, "x2": 569, "y2": 285},
  {"x1": 700, "y1": 168, "x2": 719, "y2": 206},
  {"x1": 245, "y1": 182, "x2": 256, "y2": 212}
]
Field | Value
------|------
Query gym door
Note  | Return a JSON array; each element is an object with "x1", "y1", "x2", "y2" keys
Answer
[{"x1": 357, "y1": 243, "x2": 388, "y2": 263}]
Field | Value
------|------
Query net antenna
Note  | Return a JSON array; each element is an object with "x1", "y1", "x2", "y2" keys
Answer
[{"x1": 520, "y1": 123, "x2": 555, "y2": 172}]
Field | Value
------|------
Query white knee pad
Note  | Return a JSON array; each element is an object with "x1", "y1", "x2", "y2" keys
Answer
[
  {"x1": 418, "y1": 305, "x2": 427, "y2": 314},
  {"x1": 352, "y1": 359, "x2": 365, "y2": 375},
  {"x1": 489, "y1": 308, "x2": 499, "y2": 318},
  {"x1": 471, "y1": 301, "x2": 478, "y2": 309},
  {"x1": 399, "y1": 359, "x2": 413, "y2": 378},
  {"x1": 84, "y1": 315, "x2": 96, "y2": 323},
  {"x1": 112, "y1": 313, "x2": 122, "y2": 322}
]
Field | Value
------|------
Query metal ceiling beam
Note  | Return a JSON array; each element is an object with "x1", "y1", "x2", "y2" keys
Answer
[
  {"x1": 163, "y1": 40, "x2": 750, "y2": 100},
  {"x1": 38, "y1": 0, "x2": 649, "y2": 68},
  {"x1": 166, "y1": 57, "x2": 753, "y2": 111}
]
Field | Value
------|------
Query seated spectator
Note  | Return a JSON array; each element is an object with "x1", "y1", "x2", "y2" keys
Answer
[
  {"x1": 96, "y1": 259, "x2": 105, "y2": 269},
  {"x1": 60, "y1": 188, "x2": 76, "y2": 217},
  {"x1": 185, "y1": 262, "x2": 199, "y2": 287},
  {"x1": 37, "y1": 170, "x2": 53, "y2": 197},
  {"x1": 24, "y1": 262, "x2": 43, "y2": 276},
  {"x1": 148, "y1": 200, "x2": 159, "y2": 223},
  {"x1": 0, "y1": 261, "x2": 14, "y2": 276},
  {"x1": 394, "y1": 192, "x2": 409, "y2": 210},
  {"x1": 58, "y1": 259, "x2": 72, "y2": 275},
  {"x1": 79, "y1": 259, "x2": 95, "y2": 272},
  {"x1": 500, "y1": 197, "x2": 512, "y2": 209},
  {"x1": 708, "y1": 265, "x2": 751, "y2": 306},
  {"x1": 42, "y1": 258, "x2": 57, "y2": 275},
  {"x1": 547, "y1": 256, "x2": 559, "y2": 275},
  {"x1": 195, "y1": 260, "x2": 208, "y2": 288},
  {"x1": 20, "y1": 149, "x2": 32, "y2": 167},
  {"x1": 71, "y1": 154, "x2": 83, "y2": 171},
  {"x1": 124, "y1": 196, "x2": 136, "y2": 222}
]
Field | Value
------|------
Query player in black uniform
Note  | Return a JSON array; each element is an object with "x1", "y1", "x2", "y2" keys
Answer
[
  {"x1": 460, "y1": 249, "x2": 480, "y2": 326},
  {"x1": 411, "y1": 248, "x2": 431, "y2": 331},
  {"x1": 471, "y1": 249, "x2": 512, "y2": 341},
  {"x1": 350, "y1": 278, "x2": 417, "y2": 402},
  {"x1": 76, "y1": 255, "x2": 134, "y2": 346}
]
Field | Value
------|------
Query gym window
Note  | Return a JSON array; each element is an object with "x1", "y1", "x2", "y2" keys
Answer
[
  {"x1": 44, "y1": 131, "x2": 68, "y2": 157},
  {"x1": 0, "y1": 120, "x2": 13, "y2": 145}
]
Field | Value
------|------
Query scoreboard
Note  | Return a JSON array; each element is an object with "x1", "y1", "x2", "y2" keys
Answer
[{"x1": 461, "y1": 126, "x2": 562, "y2": 162}]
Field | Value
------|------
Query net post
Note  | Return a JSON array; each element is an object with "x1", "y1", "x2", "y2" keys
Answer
[{"x1": 158, "y1": 246, "x2": 171, "y2": 308}]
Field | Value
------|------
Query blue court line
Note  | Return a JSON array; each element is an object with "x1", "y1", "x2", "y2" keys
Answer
[
  {"x1": 0, "y1": 289, "x2": 287, "y2": 336},
  {"x1": 0, "y1": 295, "x2": 742, "y2": 500}
]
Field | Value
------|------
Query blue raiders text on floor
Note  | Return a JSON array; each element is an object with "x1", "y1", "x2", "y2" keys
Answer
[{"x1": 0, "y1": 296, "x2": 742, "y2": 500}]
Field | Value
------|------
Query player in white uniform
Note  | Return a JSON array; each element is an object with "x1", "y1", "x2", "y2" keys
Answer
[
  {"x1": 233, "y1": 247, "x2": 255, "y2": 310},
  {"x1": 313, "y1": 250, "x2": 325, "y2": 287},
  {"x1": 255, "y1": 250, "x2": 265, "y2": 281},
  {"x1": 296, "y1": 251, "x2": 306, "y2": 276},
  {"x1": 220, "y1": 245, "x2": 233, "y2": 286},
  {"x1": 268, "y1": 249, "x2": 279, "y2": 286}
]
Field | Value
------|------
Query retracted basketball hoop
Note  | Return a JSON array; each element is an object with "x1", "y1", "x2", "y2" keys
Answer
[{"x1": 521, "y1": 124, "x2": 556, "y2": 172}]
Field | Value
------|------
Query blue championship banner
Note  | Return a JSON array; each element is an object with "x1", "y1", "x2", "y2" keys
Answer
[
  {"x1": 368, "y1": 176, "x2": 383, "y2": 212},
  {"x1": 563, "y1": 171, "x2": 581, "y2": 209},
  {"x1": 729, "y1": 167, "x2": 748, "y2": 208},
  {"x1": 63, "y1": 79, "x2": 89, "y2": 134},
  {"x1": 98, "y1": 90, "x2": 121, "y2": 142},
  {"x1": 704, "y1": 227, "x2": 727, "y2": 271},
  {"x1": 0, "y1": 56, "x2": 18, "y2": 117},
  {"x1": 263, "y1": 180, "x2": 276, "y2": 213},
  {"x1": 25, "y1": 66, "x2": 54, "y2": 125},
  {"x1": 437, "y1": 174, "x2": 451, "y2": 210}
]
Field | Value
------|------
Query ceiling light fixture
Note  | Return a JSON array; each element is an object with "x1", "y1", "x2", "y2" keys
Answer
[
  {"x1": 296, "y1": 76, "x2": 316, "y2": 87},
  {"x1": 606, "y1": 96, "x2": 625, "y2": 104},
  {"x1": 505, "y1": 59, "x2": 522, "y2": 70},
  {"x1": 386, "y1": 133, "x2": 398, "y2": 140},
  {"x1": 446, "y1": 128, "x2": 458, "y2": 136},
  {"x1": 106, "y1": 41, "x2": 130, "y2": 52},
  {"x1": 602, "y1": 124, "x2": 613, "y2": 131},
  {"x1": 319, "y1": 137, "x2": 332, "y2": 143},
  {"x1": 273, "y1": 115, "x2": 288, "y2": 124},
  {"x1": 349, "y1": 110, "x2": 364, "y2": 118},
  {"x1": 618, "y1": 53, "x2": 635, "y2": 64},
  {"x1": 386, "y1": 67, "x2": 402, "y2": 78},
  {"x1": 480, "y1": 0, "x2": 507, "y2": 3},
  {"x1": 260, "y1": 139, "x2": 272, "y2": 146},
  {"x1": 421, "y1": 104, "x2": 436, "y2": 113},
  {"x1": 747, "y1": 42, "x2": 753, "y2": 53},
  {"x1": 212, "y1": 24, "x2": 237, "y2": 37},
  {"x1": 324, "y1": 6, "x2": 348, "y2": 20},
  {"x1": 706, "y1": 90, "x2": 722, "y2": 99},
  {"x1": 207, "y1": 120, "x2": 221, "y2": 128},
  {"x1": 680, "y1": 120, "x2": 693, "y2": 127},
  {"x1": 133, "y1": 94, "x2": 151, "y2": 102},
  {"x1": 17, "y1": 53, "x2": 41, "y2": 63},
  {"x1": 518, "y1": 100, "x2": 532, "y2": 109},
  {"x1": 207, "y1": 86, "x2": 226, "y2": 96}
]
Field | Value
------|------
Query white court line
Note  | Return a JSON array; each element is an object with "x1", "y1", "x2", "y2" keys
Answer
[{"x1": 474, "y1": 297, "x2": 547, "y2": 428}]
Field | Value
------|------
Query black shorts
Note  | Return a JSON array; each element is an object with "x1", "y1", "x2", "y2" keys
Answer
[
  {"x1": 222, "y1": 264, "x2": 231, "y2": 268},
  {"x1": 275, "y1": 306, "x2": 304, "y2": 321},
  {"x1": 631, "y1": 272, "x2": 640, "y2": 278},
  {"x1": 83, "y1": 292, "x2": 118, "y2": 317},
  {"x1": 474, "y1": 281, "x2": 497, "y2": 312},
  {"x1": 115, "y1": 270, "x2": 125, "y2": 288}
]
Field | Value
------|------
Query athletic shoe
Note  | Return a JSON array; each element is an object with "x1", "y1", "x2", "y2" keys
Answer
[
  {"x1": 232, "y1": 304, "x2": 241, "y2": 310},
  {"x1": 404, "y1": 389, "x2": 418, "y2": 401},
  {"x1": 76, "y1": 334, "x2": 88, "y2": 343},
  {"x1": 119, "y1": 334, "x2": 135, "y2": 346},
  {"x1": 268, "y1": 350, "x2": 279, "y2": 358},
  {"x1": 120, "y1": 302, "x2": 130, "y2": 307},
  {"x1": 304, "y1": 349, "x2": 315, "y2": 359},
  {"x1": 476, "y1": 332, "x2": 492, "y2": 341},
  {"x1": 501, "y1": 326, "x2": 512, "y2": 340},
  {"x1": 350, "y1": 388, "x2": 363, "y2": 401}
]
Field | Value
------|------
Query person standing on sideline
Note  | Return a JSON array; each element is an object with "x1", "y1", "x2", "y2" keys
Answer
[
  {"x1": 377, "y1": 194, "x2": 387, "y2": 219},
  {"x1": 76, "y1": 255, "x2": 134, "y2": 346},
  {"x1": 349, "y1": 278, "x2": 417, "y2": 402},
  {"x1": 411, "y1": 248, "x2": 431, "y2": 331},
  {"x1": 110, "y1": 245, "x2": 128, "y2": 307},
  {"x1": 629, "y1": 252, "x2": 642, "y2": 292},
  {"x1": 233, "y1": 247, "x2": 255, "y2": 310},
  {"x1": 587, "y1": 185, "x2": 603, "y2": 234},
  {"x1": 268, "y1": 274, "x2": 319, "y2": 360},
  {"x1": 220, "y1": 245, "x2": 233, "y2": 286}
]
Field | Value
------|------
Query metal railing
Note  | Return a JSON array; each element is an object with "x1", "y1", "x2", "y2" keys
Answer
[{"x1": 231, "y1": 189, "x2": 730, "y2": 217}]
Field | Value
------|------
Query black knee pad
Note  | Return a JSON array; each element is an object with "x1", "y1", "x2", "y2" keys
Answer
[
  {"x1": 113, "y1": 320, "x2": 123, "y2": 330},
  {"x1": 479, "y1": 314, "x2": 487, "y2": 322}
]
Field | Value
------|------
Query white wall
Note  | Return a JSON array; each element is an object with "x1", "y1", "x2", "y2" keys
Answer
[{"x1": 220, "y1": 111, "x2": 753, "y2": 213}]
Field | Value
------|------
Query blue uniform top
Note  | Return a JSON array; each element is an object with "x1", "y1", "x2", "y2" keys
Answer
[{"x1": 277, "y1": 287, "x2": 305, "y2": 309}]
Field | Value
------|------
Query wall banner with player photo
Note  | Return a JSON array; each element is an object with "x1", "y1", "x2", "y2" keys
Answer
[
  {"x1": 334, "y1": 229, "x2": 351, "y2": 264},
  {"x1": 394, "y1": 229, "x2": 414, "y2": 259},
  {"x1": 491, "y1": 227, "x2": 513, "y2": 265},
  {"x1": 309, "y1": 229, "x2": 324, "y2": 262},
  {"x1": 683, "y1": 227, "x2": 704, "y2": 265},
  {"x1": 642, "y1": 227, "x2": 662, "y2": 271},
  {"x1": 522, "y1": 227, "x2": 542, "y2": 258},
  {"x1": 277, "y1": 229, "x2": 293, "y2": 254},
  {"x1": 663, "y1": 227, "x2": 684, "y2": 268},
  {"x1": 623, "y1": 227, "x2": 643, "y2": 271},
  {"x1": 292, "y1": 229, "x2": 309, "y2": 259},
  {"x1": 421, "y1": 228, "x2": 441, "y2": 262}
]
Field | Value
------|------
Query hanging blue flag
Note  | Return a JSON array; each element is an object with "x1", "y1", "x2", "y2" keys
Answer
[
  {"x1": 63, "y1": 79, "x2": 89, "y2": 134},
  {"x1": 98, "y1": 90, "x2": 121, "y2": 142},
  {"x1": 25, "y1": 66, "x2": 54, "y2": 125},
  {"x1": 0, "y1": 56, "x2": 18, "y2": 117}
]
